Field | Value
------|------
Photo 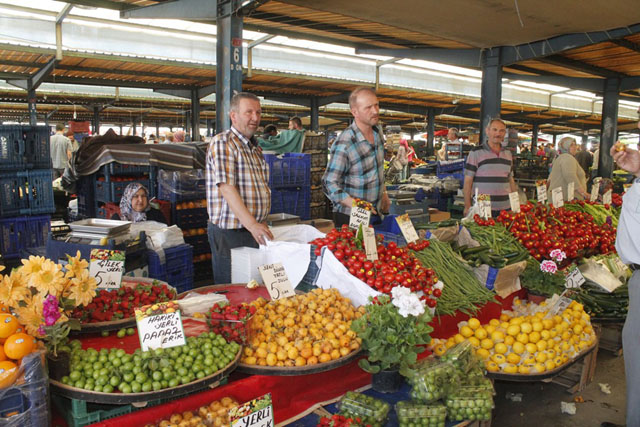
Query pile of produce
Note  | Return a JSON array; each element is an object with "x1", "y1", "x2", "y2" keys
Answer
[
  {"x1": 61, "y1": 332, "x2": 240, "y2": 393},
  {"x1": 564, "y1": 201, "x2": 620, "y2": 227},
  {"x1": 242, "y1": 288, "x2": 363, "y2": 367},
  {"x1": 310, "y1": 225, "x2": 440, "y2": 307},
  {"x1": 491, "y1": 202, "x2": 617, "y2": 262},
  {"x1": 144, "y1": 396, "x2": 239, "y2": 427},
  {"x1": 454, "y1": 222, "x2": 529, "y2": 269},
  {"x1": 317, "y1": 414, "x2": 371, "y2": 427},
  {"x1": 207, "y1": 302, "x2": 256, "y2": 344},
  {"x1": 71, "y1": 282, "x2": 176, "y2": 323},
  {"x1": 432, "y1": 298, "x2": 596, "y2": 375},
  {"x1": 396, "y1": 401, "x2": 447, "y2": 427},
  {"x1": 337, "y1": 392, "x2": 390, "y2": 427},
  {"x1": 411, "y1": 239, "x2": 495, "y2": 315},
  {"x1": 0, "y1": 311, "x2": 38, "y2": 387}
]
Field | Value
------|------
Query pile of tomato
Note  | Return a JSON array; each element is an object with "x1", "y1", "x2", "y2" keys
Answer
[
  {"x1": 486, "y1": 202, "x2": 617, "y2": 262},
  {"x1": 309, "y1": 225, "x2": 440, "y2": 307},
  {"x1": 612, "y1": 192, "x2": 623, "y2": 208}
]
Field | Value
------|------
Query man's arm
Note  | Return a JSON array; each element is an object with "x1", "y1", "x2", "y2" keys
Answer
[
  {"x1": 463, "y1": 175, "x2": 474, "y2": 215},
  {"x1": 509, "y1": 176, "x2": 517, "y2": 192},
  {"x1": 218, "y1": 183, "x2": 273, "y2": 245}
]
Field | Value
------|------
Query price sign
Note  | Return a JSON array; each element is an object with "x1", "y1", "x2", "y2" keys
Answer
[
  {"x1": 478, "y1": 194, "x2": 492, "y2": 219},
  {"x1": 623, "y1": 183, "x2": 632, "y2": 192},
  {"x1": 362, "y1": 226, "x2": 378, "y2": 261},
  {"x1": 349, "y1": 201, "x2": 372, "y2": 231},
  {"x1": 565, "y1": 267, "x2": 586, "y2": 289},
  {"x1": 509, "y1": 192, "x2": 521, "y2": 213},
  {"x1": 603, "y1": 189, "x2": 612, "y2": 206},
  {"x1": 551, "y1": 187, "x2": 564, "y2": 208},
  {"x1": 230, "y1": 394, "x2": 274, "y2": 427},
  {"x1": 546, "y1": 296, "x2": 573, "y2": 316},
  {"x1": 135, "y1": 301, "x2": 186, "y2": 351},
  {"x1": 591, "y1": 177, "x2": 601, "y2": 202},
  {"x1": 396, "y1": 213, "x2": 419, "y2": 244},
  {"x1": 258, "y1": 263, "x2": 295, "y2": 300},
  {"x1": 89, "y1": 249, "x2": 125, "y2": 289},
  {"x1": 567, "y1": 182, "x2": 575, "y2": 201},
  {"x1": 535, "y1": 180, "x2": 547, "y2": 203}
]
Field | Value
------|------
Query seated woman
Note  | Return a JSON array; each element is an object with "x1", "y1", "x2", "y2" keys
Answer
[{"x1": 111, "y1": 182, "x2": 167, "y2": 224}]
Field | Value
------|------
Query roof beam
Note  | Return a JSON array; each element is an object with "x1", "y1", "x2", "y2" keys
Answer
[
  {"x1": 621, "y1": 77, "x2": 640, "y2": 91},
  {"x1": 538, "y1": 56, "x2": 623, "y2": 79},
  {"x1": 121, "y1": 0, "x2": 220, "y2": 20},
  {"x1": 62, "y1": 0, "x2": 135, "y2": 11},
  {"x1": 611, "y1": 38, "x2": 640, "y2": 54},
  {"x1": 262, "y1": 95, "x2": 310, "y2": 107},
  {"x1": 56, "y1": 4, "x2": 74, "y2": 24},
  {"x1": 318, "y1": 92, "x2": 349, "y2": 106},
  {"x1": 7, "y1": 58, "x2": 56, "y2": 91},
  {"x1": 503, "y1": 72, "x2": 605, "y2": 93},
  {"x1": 355, "y1": 47, "x2": 482, "y2": 68}
]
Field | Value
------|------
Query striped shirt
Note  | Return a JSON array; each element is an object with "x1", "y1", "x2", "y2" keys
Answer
[
  {"x1": 206, "y1": 127, "x2": 271, "y2": 229},
  {"x1": 323, "y1": 122, "x2": 385, "y2": 215},
  {"x1": 464, "y1": 142, "x2": 513, "y2": 211}
]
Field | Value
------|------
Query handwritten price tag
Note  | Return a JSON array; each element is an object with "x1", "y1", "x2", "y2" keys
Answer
[
  {"x1": 89, "y1": 249, "x2": 125, "y2": 289},
  {"x1": 603, "y1": 189, "x2": 612, "y2": 205},
  {"x1": 135, "y1": 301, "x2": 186, "y2": 351},
  {"x1": 478, "y1": 194, "x2": 491, "y2": 219},
  {"x1": 259, "y1": 263, "x2": 295, "y2": 300},
  {"x1": 567, "y1": 182, "x2": 575, "y2": 201},
  {"x1": 551, "y1": 187, "x2": 564, "y2": 208},
  {"x1": 509, "y1": 192, "x2": 521, "y2": 213},
  {"x1": 396, "y1": 213, "x2": 419, "y2": 244},
  {"x1": 230, "y1": 393, "x2": 274, "y2": 427},
  {"x1": 546, "y1": 296, "x2": 573, "y2": 317},
  {"x1": 536, "y1": 180, "x2": 547, "y2": 203},
  {"x1": 349, "y1": 201, "x2": 371, "y2": 231},
  {"x1": 363, "y1": 226, "x2": 378, "y2": 261},
  {"x1": 591, "y1": 177, "x2": 601, "y2": 202},
  {"x1": 565, "y1": 267, "x2": 586, "y2": 289}
]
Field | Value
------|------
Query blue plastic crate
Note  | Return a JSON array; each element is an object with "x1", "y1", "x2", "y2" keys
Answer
[
  {"x1": 24, "y1": 126, "x2": 51, "y2": 168},
  {"x1": 0, "y1": 387, "x2": 31, "y2": 419},
  {"x1": 436, "y1": 159, "x2": 465, "y2": 174},
  {"x1": 437, "y1": 171, "x2": 464, "y2": 186},
  {"x1": 148, "y1": 244, "x2": 194, "y2": 291},
  {"x1": 388, "y1": 200, "x2": 429, "y2": 216},
  {"x1": 26, "y1": 169, "x2": 55, "y2": 214},
  {"x1": 376, "y1": 230, "x2": 407, "y2": 247},
  {"x1": 0, "y1": 217, "x2": 27, "y2": 258},
  {"x1": 183, "y1": 233, "x2": 210, "y2": 256},
  {"x1": 264, "y1": 153, "x2": 311, "y2": 187},
  {"x1": 270, "y1": 187, "x2": 310, "y2": 220},
  {"x1": 157, "y1": 170, "x2": 205, "y2": 202},
  {"x1": 23, "y1": 215, "x2": 50, "y2": 250},
  {"x1": 100, "y1": 162, "x2": 151, "y2": 177},
  {"x1": 94, "y1": 179, "x2": 150, "y2": 203},
  {"x1": 0, "y1": 125, "x2": 25, "y2": 171},
  {"x1": 173, "y1": 207, "x2": 208, "y2": 229},
  {"x1": 0, "y1": 172, "x2": 28, "y2": 217}
]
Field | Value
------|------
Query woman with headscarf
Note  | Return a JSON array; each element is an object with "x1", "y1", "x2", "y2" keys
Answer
[
  {"x1": 111, "y1": 182, "x2": 167, "y2": 223},
  {"x1": 547, "y1": 137, "x2": 590, "y2": 201}
]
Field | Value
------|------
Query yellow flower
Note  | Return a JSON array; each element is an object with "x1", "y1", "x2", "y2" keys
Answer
[
  {"x1": 14, "y1": 293, "x2": 44, "y2": 337},
  {"x1": 0, "y1": 270, "x2": 30, "y2": 309},
  {"x1": 67, "y1": 270, "x2": 97, "y2": 307},
  {"x1": 28, "y1": 259, "x2": 64, "y2": 297},
  {"x1": 20, "y1": 255, "x2": 46, "y2": 275},
  {"x1": 65, "y1": 251, "x2": 89, "y2": 279}
]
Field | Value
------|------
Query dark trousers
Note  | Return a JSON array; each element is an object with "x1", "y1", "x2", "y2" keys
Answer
[{"x1": 207, "y1": 222, "x2": 258, "y2": 284}]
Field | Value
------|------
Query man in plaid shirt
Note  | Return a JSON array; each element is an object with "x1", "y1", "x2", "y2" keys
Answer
[
  {"x1": 206, "y1": 92, "x2": 273, "y2": 284},
  {"x1": 323, "y1": 87, "x2": 390, "y2": 227}
]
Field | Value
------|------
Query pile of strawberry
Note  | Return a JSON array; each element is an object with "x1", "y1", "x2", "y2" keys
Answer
[
  {"x1": 317, "y1": 415, "x2": 371, "y2": 427},
  {"x1": 207, "y1": 303, "x2": 256, "y2": 344},
  {"x1": 71, "y1": 283, "x2": 176, "y2": 323}
]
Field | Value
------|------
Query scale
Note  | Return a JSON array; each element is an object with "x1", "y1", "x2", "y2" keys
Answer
[{"x1": 60, "y1": 219, "x2": 133, "y2": 245}]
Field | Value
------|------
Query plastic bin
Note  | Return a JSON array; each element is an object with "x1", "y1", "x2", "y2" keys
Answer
[
  {"x1": 437, "y1": 171, "x2": 464, "y2": 186},
  {"x1": 270, "y1": 187, "x2": 310, "y2": 220},
  {"x1": 157, "y1": 169, "x2": 205, "y2": 202},
  {"x1": 183, "y1": 233, "x2": 210, "y2": 256},
  {"x1": 100, "y1": 163, "x2": 151, "y2": 177},
  {"x1": 173, "y1": 206, "x2": 208, "y2": 230},
  {"x1": 264, "y1": 153, "x2": 310, "y2": 187},
  {"x1": 23, "y1": 126, "x2": 51, "y2": 169},
  {"x1": 94, "y1": 179, "x2": 150, "y2": 203},
  {"x1": 76, "y1": 175, "x2": 96, "y2": 219},
  {"x1": 23, "y1": 215, "x2": 50, "y2": 250},
  {"x1": 436, "y1": 159, "x2": 465, "y2": 173},
  {"x1": 0, "y1": 172, "x2": 28, "y2": 217},
  {"x1": 0, "y1": 125, "x2": 25, "y2": 171},
  {"x1": 25, "y1": 169, "x2": 55, "y2": 214},
  {"x1": 0, "y1": 215, "x2": 50, "y2": 259},
  {"x1": 147, "y1": 244, "x2": 194, "y2": 293},
  {"x1": 193, "y1": 259, "x2": 213, "y2": 283}
]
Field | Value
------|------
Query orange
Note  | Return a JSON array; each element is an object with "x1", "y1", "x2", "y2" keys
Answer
[
  {"x1": 0, "y1": 360, "x2": 18, "y2": 388},
  {"x1": 4, "y1": 333, "x2": 34, "y2": 360},
  {"x1": 0, "y1": 314, "x2": 19, "y2": 339},
  {"x1": 0, "y1": 346, "x2": 5, "y2": 362},
  {"x1": 0, "y1": 303, "x2": 9, "y2": 314}
]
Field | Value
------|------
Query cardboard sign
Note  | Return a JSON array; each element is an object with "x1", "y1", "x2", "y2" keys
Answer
[
  {"x1": 349, "y1": 201, "x2": 372, "y2": 230},
  {"x1": 536, "y1": 180, "x2": 547, "y2": 203},
  {"x1": 362, "y1": 226, "x2": 378, "y2": 261},
  {"x1": 565, "y1": 267, "x2": 586, "y2": 289},
  {"x1": 591, "y1": 177, "x2": 601, "y2": 202},
  {"x1": 509, "y1": 192, "x2": 521, "y2": 213},
  {"x1": 89, "y1": 249, "x2": 125, "y2": 290},
  {"x1": 396, "y1": 213, "x2": 419, "y2": 244},
  {"x1": 258, "y1": 263, "x2": 295, "y2": 300},
  {"x1": 551, "y1": 187, "x2": 564, "y2": 208},
  {"x1": 603, "y1": 189, "x2": 612, "y2": 206},
  {"x1": 229, "y1": 394, "x2": 274, "y2": 427},
  {"x1": 567, "y1": 182, "x2": 575, "y2": 201},
  {"x1": 478, "y1": 194, "x2": 491, "y2": 219},
  {"x1": 545, "y1": 295, "x2": 573, "y2": 317},
  {"x1": 135, "y1": 301, "x2": 186, "y2": 351}
]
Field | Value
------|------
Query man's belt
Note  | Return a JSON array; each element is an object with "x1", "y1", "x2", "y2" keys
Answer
[{"x1": 630, "y1": 264, "x2": 640, "y2": 271}]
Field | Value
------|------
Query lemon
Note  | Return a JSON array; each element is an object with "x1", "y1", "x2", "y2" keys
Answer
[
  {"x1": 507, "y1": 325, "x2": 520, "y2": 336},
  {"x1": 532, "y1": 321, "x2": 543, "y2": 332},
  {"x1": 573, "y1": 324, "x2": 583, "y2": 335},
  {"x1": 485, "y1": 361, "x2": 500, "y2": 372},
  {"x1": 525, "y1": 343, "x2": 538, "y2": 354},
  {"x1": 491, "y1": 330, "x2": 505, "y2": 343},
  {"x1": 540, "y1": 330, "x2": 550, "y2": 340},
  {"x1": 528, "y1": 331, "x2": 541, "y2": 344},
  {"x1": 494, "y1": 343, "x2": 508, "y2": 354},
  {"x1": 468, "y1": 336, "x2": 481, "y2": 348},
  {"x1": 561, "y1": 331, "x2": 572, "y2": 341},
  {"x1": 445, "y1": 339, "x2": 456, "y2": 349},
  {"x1": 454, "y1": 333, "x2": 466, "y2": 344},
  {"x1": 503, "y1": 363, "x2": 518, "y2": 374},
  {"x1": 504, "y1": 335, "x2": 515, "y2": 346},
  {"x1": 584, "y1": 325, "x2": 593, "y2": 335},
  {"x1": 549, "y1": 328, "x2": 558, "y2": 338},
  {"x1": 516, "y1": 333, "x2": 529, "y2": 344},
  {"x1": 510, "y1": 317, "x2": 523, "y2": 326},
  {"x1": 491, "y1": 354, "x2": 506, "y2": 364},
  {"x1": 552, "y1": 315, "x2": 563, "y2": 325},
  {"x1": 553, "y1": 356, "x2": 564, "y2": 367},
  {"x1": 506, "y1": 353, "x2": 521, "y2": 365},
  {"x1": 489, "y1": 318, "x2": 500, "y2": 327},
  {"x1": 535, "y1": 311, "x2": 546, "y2": 319},
  {"x1": 500, "y1": 321, "x2": 510, "y2": 330},
  {"x1": 499, "y1": 313, "x2": 511, "y2": 322},
  {"x1": 474, "y1": 328, "x2": 488, "y2": 340},
  {"x1": 468, "y1": 318, "x2": 481, "y2": 330},
  {"x1": 433, "y1": 344, "x2": 447, "y2": 356},
  {"x1": 545, "y1": 360, "x2": 556, "y2": 371},
  {"x1": 561, "y1": 342, "x2": 571, "y2": 352},
  {"x1": 535, "y1": 352, "x2": 547, "y2": 363},
  {"x1": 485, "y1": 325, "x2": 496, "y2": 335},
  {"x1": 520, "y1": 322, "x2": 533, "y2": 334},
  {"x1": 534, "y1": 362, "x2": 546, "y2": 373},
  {"x1": 536, "y1": 340, "x2": 548, "y2": 352},
  {"x1": 460, "y1": 325, "x2": 474, "y2": 338},
  {"x1": 476, "y1": 348, "x2": 490, "y2": 360},
  {"x1": 542, "y1": 319, "x2": 554, "y2": 330},
  {"x1": 578, "y1": 341, "x2": 590, "y2": 351},
  {"x1": 523, "y1": 355, "x2": 536, "y2": 365},
  {"x1": 518, "y1": 365, "x2": 531, "y2": 374},
  {"x1": 545, "y1": 349, "x2": 556, "y2": 359},
  {"x1": 481, "y1": 338, "x2": 494, "y2": 350},
  {"x1": 512, "y1": 341, "x2": 525, "y2": 355}
]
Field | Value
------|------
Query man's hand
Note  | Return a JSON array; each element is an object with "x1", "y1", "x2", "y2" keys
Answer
[
  {"x1": 380, "y1": 192, "x2": 391, "y2": 214},
  {"x1": 611, "y1": 143, "x2": 640, "y2": 177},
  {"x1": 247, "y1": 222, "x2": 274, "y2": 246},
  {"x1": 463, "y1": 206, "x2": 470, "y2": 216}
]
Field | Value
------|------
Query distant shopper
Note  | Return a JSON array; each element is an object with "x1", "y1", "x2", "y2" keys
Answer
[
  {"x1": 174, "y1": 130, "x2": 185, "y2": 143},
  {"x1": 164, "y1": 132, "x2": 174, "y2": 143},
  {"x1": 445, "y1": 128, "x2": 462, "y2": 160},
  {"x1": 112, "y1": 183, "x2": 166, "y2": 223},
  {"x1": 574, "y1": 145, "x2": 593, "y2": 174},
  {"x1": 547, "y1": 137, "x2": 589, "y2": 201},
  {"x1": 50, "y1": 123, "x2": 72, "y2": 179},
  {"x1": 263, "y1": 124, "x2": 278, "y2": 137},
  {"x1": 68, "y1": 134, "x2": 79, "y2": 152},
  {"x1": 289, "y1": 116, "x2": 303, "y2": 131}
]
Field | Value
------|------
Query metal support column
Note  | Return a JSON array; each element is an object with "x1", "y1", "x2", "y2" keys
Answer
[
  {"x1": 553, "y1": 134, "x2": 557, "y2": 146},
  {"x1": 27, "y1": 89, "x2": 37, "y2": 126},
  {"x1": 156, "y1": 122, "x2": 160, "y2": 138},
  {"x1": 310, "y1": 97, "x2": 319, "y2": 132},
  {"x1": 582, "y1": 132, "x2": 589, "y2": 150},
  {"x1": 206, "y1": 119, "x2": 213, "y2": 137},
  {"x1": 92, "y1": 106, "x2": 100, "y2": 135},
  {"x1": 185, "y1": 111, "x2": 191, "y2": 138},
  {"x1": 215, "y1": 1, "x2": 243, "y2": 132},
  {"x1": 598, "y1": 78, "x2": 621, "y2": 178},
  {"x1": 531, "y1": 123, "x2": 539, "y2": 150},
  {"x1": 427, "y1": 107, "x2": 435, "y2": 155},
  {"x1": 119, "y1": 124, "x2": 123, "y2": 135},
  {"x1": 479, "y1": 49, "x2": 502, "y2": 143},
  {"x1": 191, "y1": 88, "x2": 200, "y2": 141}
]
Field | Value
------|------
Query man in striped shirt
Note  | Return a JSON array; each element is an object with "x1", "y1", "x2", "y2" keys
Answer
[
  {"x1": 463, "y1": 118, "x2": 518, "y2": 217},
  {"x1": 206, "y1": 92, "x2": 273, "y2": 284}
]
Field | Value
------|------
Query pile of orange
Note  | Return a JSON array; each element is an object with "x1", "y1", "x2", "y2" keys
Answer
[
  {"x1": 182, "y1": 228, "x2": 207, "y2": 237},
  {"x1": 193, "y1": 253, "x2": 212, "y2": 263},
  {"x1": 175, "y1": 200, "x2": 206, "y2": 210},
  {"x1": 0, "y1": 307, "x2": 37, "y2": 388},
  {"x1": 241, "y1": 288, "x2": 364, "y2": 367}
]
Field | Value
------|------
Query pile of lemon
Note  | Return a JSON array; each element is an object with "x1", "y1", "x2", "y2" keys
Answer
[{"x1": 431, "y1": 299, "x2": 596, "y2": 375}]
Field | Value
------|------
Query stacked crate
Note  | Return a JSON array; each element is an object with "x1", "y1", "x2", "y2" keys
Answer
[
  {"x1": 157, "y1": 169, "x2": 210, "y2": 284},
  {"x1": 265, "y1": 153, "x2": 311, "y2": 220},
  {"x1": 303, "y1": 133, "x2": 328, "y2": 219},
  {"x1": 94, "y1": 163, "x2": 157, "y2": 219},
  {"x1": 0, "y1": 125, "x2": 54, "y2": 259}
]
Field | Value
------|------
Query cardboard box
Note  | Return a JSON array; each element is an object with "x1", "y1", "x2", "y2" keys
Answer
[
  {"x1": 300, "y1": 219, "x2": 334, "y2": 234},
  {"x1": 428, "y1": 209, "x2": 451, "y2": 223}
]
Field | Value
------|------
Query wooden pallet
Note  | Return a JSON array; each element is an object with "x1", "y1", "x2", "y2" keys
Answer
[
  {"x1": 549, "y1": 336, "x2": 599, "y2": 394},
  {"x1": 596, "y1": 322, "x2": 624, "y2": 357}
]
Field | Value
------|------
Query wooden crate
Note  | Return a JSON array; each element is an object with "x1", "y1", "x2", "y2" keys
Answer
[
  {"x1": 549, "y1": 337, "x2": 599, "y2": 394},
  {"x1": 596, "y1": 322, "x2": 623, "y2": 356}
]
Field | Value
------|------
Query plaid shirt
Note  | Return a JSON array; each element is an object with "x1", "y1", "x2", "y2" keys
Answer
[
  {"x1": 323, "y1": 122, "x2": 385, "y2": 214},
  {"x1": 206, "y1": 127, "x2": 271, "y2": 229}
]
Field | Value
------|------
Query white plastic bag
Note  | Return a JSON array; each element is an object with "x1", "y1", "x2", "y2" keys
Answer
[
  {"x1": 178, "y1": 292, "x2": 228, "y2": 317},
  {"x1": 141, "y1": 224, "x2": 186, "y2": 263}
]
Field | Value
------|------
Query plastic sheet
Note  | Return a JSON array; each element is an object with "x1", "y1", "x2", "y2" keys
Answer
[{"x1": 0, "y1": 350, "x2": 49, "y2": 427}]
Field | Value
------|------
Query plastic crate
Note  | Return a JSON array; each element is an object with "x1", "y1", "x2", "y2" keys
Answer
[
  {"x1": 173, "y1": 207, "x2": 208, "y2": 230},
  {"x1": 373, "y1": 216, "x2": 407, "y2": 247},
  {"x1": 0, "y1": 217, "x2": 33, "y2": 259},
  {"x1": 76, "y1": 175, "x2": 96, "y2": 218},
  {"x1": 23, "y1": 215, "x2": 50, "y2": 250},
  {"x1": 24, "y1": 126, "x2": 51, "y2": 168},
  {"x1": 0, "y1": 387, "x2": 31, "y2": 418},
  {"x1": 193, "y1": 259, "x2": 213, "y2": 283},
  {"x1": 52, "y1": 394, "x2": 133, "y2": 427},
  {"x1": 0, "y1": 172, "x2": 28, "y2": 217},
  {"x1": 157, "y1": 170, "x2": 205, "y2": 202},
  {"x1": 100, "y1": 162, "x2": 151, "y2": 177},
  {"x1": 264, "y1": 153, "x2": 311, "y2": 187},
  {"x1": 148, "y1": 244, "x2": 194, "y2": 292},
  {"x1": 94, "y1": 179, "x2": 150, "y2": 203},
  {"x1": 270, "y1": 187, "x2": 310, "y2": 220},
  {"x1": 436, "y1": 171, "x2": 464, "y2": 186},
  {"x1": 25, "y1": 169, "x2": 55, "y2": 214},
  {"x1": 184, "y1": 233, "x2": 210, "y2": 256},
  {"x1": 388, "y1": 200, "x2": 429, "y2": 216},
  {"x1": 0, "y1": 125, "x2": 25, "y2": 171},
  {"x1": 436, "y1": 159, "x2": 465, "y2": 173}
]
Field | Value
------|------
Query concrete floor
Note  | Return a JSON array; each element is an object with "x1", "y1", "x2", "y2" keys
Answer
[{"x1": 492, "y1": 351, "x2": 626, "y2": 426}]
